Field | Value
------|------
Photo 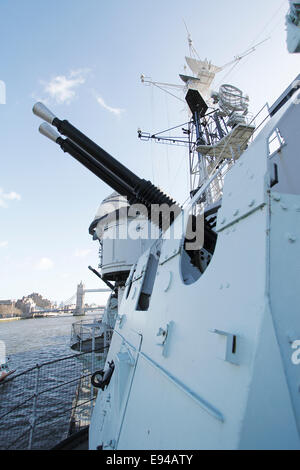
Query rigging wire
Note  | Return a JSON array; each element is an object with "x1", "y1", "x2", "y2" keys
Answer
[
  {"x1": 216, "y1": 0, "x2": 287, "y2": 85},
  {"x1": 248, "y1": 0, "x2": 287, "y2": 48},
  {"x1": 147, "y1": 3, "x2": 287, "y2": 202},
  {"x1": 164, "y1": 93, "x2": 171, "y2": 193},
  {"x1": 218, "y1": 60, "x2": 242, "y2": 86},
  {"x1": 183, "y1": 18, "x2": 201, "y2": 59},
  {"x1": 150, "y1": 85, "x2": 156, "y2": 185},
  {"x1": 169, "y1": 151, "x2": 188, "y2": 194},
  {"x1": 152, "y1": 82, "x2": 186, "y2": 103},
  {"x1": 151, "y1": 121, "x2": 191, "y2": 137}
]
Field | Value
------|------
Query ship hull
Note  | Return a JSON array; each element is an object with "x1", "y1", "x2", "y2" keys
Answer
[{"x1": 89, "y1": 89, "x2": 300, "y2": 450}]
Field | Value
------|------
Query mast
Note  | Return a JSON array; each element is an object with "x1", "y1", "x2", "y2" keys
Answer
[{"x1": 139, "y1": 37, "x2": 257, "y2": 209}]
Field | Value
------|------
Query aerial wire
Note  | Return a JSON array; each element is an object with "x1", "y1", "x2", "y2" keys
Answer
[
  {"x1": 164, "y1": 93, "x2": 171, "y2": 194},
  {"x1": 150, "y1": 85, "x2": 156, "y2": 185},
  {"x1": 248, "y1": 0, "x2": 287, "y2": 48},
  {"x1": 216, "y1": 0, "x2": 287, "y2": 84}
]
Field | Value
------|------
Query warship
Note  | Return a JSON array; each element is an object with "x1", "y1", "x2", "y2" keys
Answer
[
  {"x1": 287, "y1": 0, "x2": 300, "y2": 52},
  {"x1": 32, "y1": 4, "x2": 300, "y2": 450}
]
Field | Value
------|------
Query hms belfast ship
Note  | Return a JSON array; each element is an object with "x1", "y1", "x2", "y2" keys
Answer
[{"x1": 32, "y1": 3, "x2": 300, "y2": 450}]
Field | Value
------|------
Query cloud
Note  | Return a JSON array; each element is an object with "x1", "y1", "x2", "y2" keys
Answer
[
  {"x1": 0, "y1": 241, "x2": 8, "y2": 248},
  {"x1": 3, "y1": 191, "x2": 21, "y2": 201},
  {"x1": 0, "y1": 188, "x2": 21, "y2": 208},
  {"x1": 35, "y1": 257, "x2": 54, "y2": 271},
  {"x1": 39, "y1": 69, "x2": 90, "y2": 105},
  {"x1": 74, "y1": 249, "x2": 92, "y2": 258},
  {"x1": 96, "y1": 95, "x2": 124, "y2": 116}
]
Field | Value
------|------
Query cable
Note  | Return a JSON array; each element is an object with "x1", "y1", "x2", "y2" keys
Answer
[
  {"x1": 150, "y1": 85, "x2": 156, "y2": 185},
  {"x1": 164, "y1": 93, "x2": 171, "y2": 193},
  {"x1": 216, "y1": 0, "x2": 287, "y2": 85}
]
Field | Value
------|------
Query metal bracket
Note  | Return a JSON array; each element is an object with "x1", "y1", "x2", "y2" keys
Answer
[
  {"x1": 270, "y1": 163, "x2": 279, "y2": 188},
  {"x1": 117, "y1": 315, "x2": 126, "y2": 329},
  {"x1": 117, "y1": 350, "x2": 135, "y2": 367},
  {"x1": 213, "y1": 329, "x2": 240, "y2": 366},
  {"x1": 156, "y1": 322, "x2": 174, "y2": 358},
  {"x1": 103, "y1": 439, "x2": 116, "y2": 450}
]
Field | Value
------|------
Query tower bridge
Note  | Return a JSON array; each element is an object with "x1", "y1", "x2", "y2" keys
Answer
[
  {"x1": 74, "y1": 281, "x2": 110, "y2": 316},
  {"x1": 30, "y1": 282, "x2": 111, "y2": 317}
]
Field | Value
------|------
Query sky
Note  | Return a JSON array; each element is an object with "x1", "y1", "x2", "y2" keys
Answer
[{"x1": 0, "y1": 0, "x2": 299, "y2": 305}]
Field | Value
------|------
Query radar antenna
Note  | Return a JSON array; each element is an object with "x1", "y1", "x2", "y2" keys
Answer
[{"x1": 138, "y1": 31, "x2": 266, "y2": 208}]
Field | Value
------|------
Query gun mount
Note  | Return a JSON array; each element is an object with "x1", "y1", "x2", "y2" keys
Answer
[
  {"x1": 33, "y1": 103, "x2": 218, "y2": 282},
  {"x1": 34, "y1": 103, "x2": 178, "y2": 225}
]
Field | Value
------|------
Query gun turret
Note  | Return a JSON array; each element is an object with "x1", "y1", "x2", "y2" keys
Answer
[
  {"x1": 33, "y1": 103, "x2": 178, "y2": 218},
  {"x1": 33, "y1": 103, "x2": 217, "y2": 260}
]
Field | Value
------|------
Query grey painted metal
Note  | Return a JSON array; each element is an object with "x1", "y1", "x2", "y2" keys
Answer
[
  {"x1": 33, "y1": 102, "x2": 56, "y2": 124},
  {"x1": 39, "y1": 122, "x2": 60, "y2": 142},
  {"x1": 89, "y1": 85, "x2": 300, "y2": 450}
]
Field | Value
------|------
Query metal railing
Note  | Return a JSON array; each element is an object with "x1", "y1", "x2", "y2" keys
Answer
[
  {"x1": 70, "y1": 318, "x2": 113, "y2": 353},
  {"x1": 0, "y1": 347, "x2": 108, "y2": 450}
]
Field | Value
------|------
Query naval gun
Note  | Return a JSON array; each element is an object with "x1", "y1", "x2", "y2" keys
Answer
[
  {"x1": 33, "y1": 103, "x2": 217, "y2": 282},
  {"x1": 33, "y1": 103, "x2": 178, "y2": 218}
]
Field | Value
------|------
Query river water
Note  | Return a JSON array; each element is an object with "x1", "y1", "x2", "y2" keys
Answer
[
  {"x1": 0, "y1": 313, "x2": 102, "y2": 450},
  {"x1": 0, "y1": 313, "x2": 99, "y2": 371}
]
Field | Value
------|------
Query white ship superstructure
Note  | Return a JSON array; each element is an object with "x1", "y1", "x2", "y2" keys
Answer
[
  {"x1": 87, "y1": 83, "x2": 300, "y2": 450},
  {"x1": 32, "y1": 7, "x2": 300, "y2": 449},
  {"x1": 287, "y1": 0, "x2": 300, "y2": 52}
]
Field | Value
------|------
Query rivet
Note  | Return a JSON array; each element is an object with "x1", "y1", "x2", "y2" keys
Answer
[
  {"x1": 249, "y1": 200, "x2": 255, "y2": 208},
  {"x1": 221, "y1": 218, "x2": 226, "y2": 225},
  {"x1": 220, "y1": 284, "x2": 224, "y2": 290},
  {"x1": 273, "y1": 195, "x2": 281, "y2": 202},
  {"x1": 281, "y1": 204, "x2": 288, "y2": 211},
  {"x1": 226, "y1": 283, "x2": 230, "y2": 289},
  {"x1": 233, "y1": 210, "x2": 239, "y2": 217},
  {"x1": 287, "y1": 234, "x2": 297, "y2": 243}
]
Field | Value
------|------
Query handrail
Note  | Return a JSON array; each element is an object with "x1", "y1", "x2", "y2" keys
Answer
[
  {"x1": 0, "y1": 346, "x2": 109, "y2": 385},
  {"x1": 0, "y1": 346, "x2": 109, "y2": 450}
]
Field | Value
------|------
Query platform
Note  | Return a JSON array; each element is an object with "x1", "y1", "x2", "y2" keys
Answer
[{"x1": 196, "y1": 124, "x2": 255, "y2": 172}]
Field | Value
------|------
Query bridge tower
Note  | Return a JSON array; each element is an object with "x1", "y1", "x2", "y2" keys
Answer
[
  {"x1": 74, "y1": 281, "x2": 110, "y2": 316},
  {"x1": 75, "y1": 281, "x2": 85, "y2": 316}
]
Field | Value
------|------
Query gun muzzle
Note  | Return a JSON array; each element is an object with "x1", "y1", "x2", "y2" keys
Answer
[
  {"x1": 39, "y1": 123, "x2": 136, "y2": 199},
  {"x1": 88, "y1": 266, "x2": 115, "y2": 291},
  {"x1": 34, "y1": 103, "x2": 178, "y2": 213},
  {"x1": 34, "y1": 102, "x2": 139, "y2": 189},
  {"x1": 33, "y1": 102, "x2": 56, "y2": 125},
  {"x1": 34, "y1": 104, "x2": 217, "y2": 253}
]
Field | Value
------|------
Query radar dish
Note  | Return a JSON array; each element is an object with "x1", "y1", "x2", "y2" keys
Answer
[{"x1": 218, "y1": 84, "x2": 249, "y2": 116}]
